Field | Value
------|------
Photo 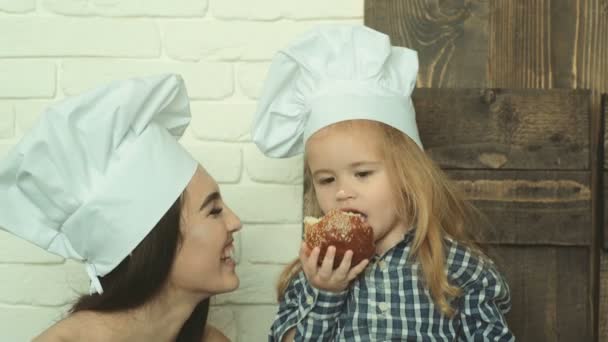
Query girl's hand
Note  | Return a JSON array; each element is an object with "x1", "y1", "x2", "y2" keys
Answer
[{"x1": 299, "y1": 242, "x2": 369, "y2": 293}]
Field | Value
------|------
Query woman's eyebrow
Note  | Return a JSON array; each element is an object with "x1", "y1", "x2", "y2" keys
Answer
[{"x1": 200, "y1": 191, "x2": 221, "y2": 211}]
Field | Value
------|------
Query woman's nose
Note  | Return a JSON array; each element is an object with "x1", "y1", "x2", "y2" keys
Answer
[{"x1": 226, "y1": 206, "x2": 242, "y2": 232}]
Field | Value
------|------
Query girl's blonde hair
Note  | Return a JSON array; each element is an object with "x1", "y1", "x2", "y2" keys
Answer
[{"x1": 277, "y1": 120, "x2": 483, "y2": 317}]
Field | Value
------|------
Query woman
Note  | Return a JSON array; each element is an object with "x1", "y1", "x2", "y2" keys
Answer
[{"x1": 0, "y1": 74, "x2": 240, "y2": 341}]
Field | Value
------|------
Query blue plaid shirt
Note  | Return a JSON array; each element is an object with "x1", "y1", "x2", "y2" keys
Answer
[{"x1": 269, "y1": 232, "x2": 515, "y2": 341}]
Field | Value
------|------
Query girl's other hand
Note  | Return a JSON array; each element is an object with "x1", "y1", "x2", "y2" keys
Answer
[{"x1": 299, "y1": 242, "x2": 369, "y2": 292}]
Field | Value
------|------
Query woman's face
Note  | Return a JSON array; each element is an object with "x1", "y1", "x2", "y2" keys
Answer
[{"x1": 169, "y1": 166, "x2": 242, "y2": 297}]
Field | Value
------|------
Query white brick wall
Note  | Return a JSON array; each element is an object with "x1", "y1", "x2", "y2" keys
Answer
[
  {"x1": 0, "y1": 0, "x2": 35, "y2": 14},
  {"x1": 0, "y1": 61, "x2": 56, "y2": 98},
  {"x1": 0, "y1": 19, "x2": 161, "y2": 57},
  {"x1": 0, "y1": 2, "x2": 363, "y2": 340}
]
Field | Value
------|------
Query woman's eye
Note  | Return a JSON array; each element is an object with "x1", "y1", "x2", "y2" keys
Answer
[
  {"x1": 209, "y1": 207, "x2": 223, "y2": 216},
  {"x1": 355, "y1": 171, "x2": 373, "y2": 178}
]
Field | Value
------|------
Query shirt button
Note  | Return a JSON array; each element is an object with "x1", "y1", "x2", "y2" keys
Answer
[
  {"x1": 378, "y1": 261, "x2": 387, "y2": 270},
  {"x1": 378, "y1": 302, "x2": 389, "y2": 312},
  {"x1": 306, "y1": 296, "x2": 314, "y2": 305}
]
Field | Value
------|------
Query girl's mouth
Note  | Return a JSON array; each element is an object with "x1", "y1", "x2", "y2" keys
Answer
[{"x1": 341, "y1": 208, "x2": 368, "y2": 221}]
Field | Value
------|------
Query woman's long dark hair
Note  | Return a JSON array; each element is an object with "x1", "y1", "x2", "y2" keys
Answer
[{"x1": 70, "y1": 197, "x2": 209, "y2": 342}]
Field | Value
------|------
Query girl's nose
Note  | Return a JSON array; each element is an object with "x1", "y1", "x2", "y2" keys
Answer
[{"x1": 335, "y1": 188, "x2": 355, "y2": 200}]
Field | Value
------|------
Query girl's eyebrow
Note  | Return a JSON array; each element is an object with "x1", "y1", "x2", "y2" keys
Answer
[
  {"x1": 349, "y1": 161, "x2": 380, "y2": 168},
  {"x1": 312, "y1": 161, "x2": 380, "y2": 177},
  {"x1": 312, "y1": 169, "x2": 333, "y2": 177}
]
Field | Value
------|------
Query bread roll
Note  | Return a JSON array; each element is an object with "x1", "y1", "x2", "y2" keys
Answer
[{"x1": 304, "y1": 209, "x2": 375, "y2": 269}]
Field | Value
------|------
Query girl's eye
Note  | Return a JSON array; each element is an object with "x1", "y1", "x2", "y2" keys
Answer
[
  {"x1": 209, "y1": 207, "x2": 223, "y2": 216},
  {"x1": 318, "y1": 177, "x2": 335, "y2": 185},
  {"x1": 355, "y1": 171, "x2": 373, "y2": 178}
]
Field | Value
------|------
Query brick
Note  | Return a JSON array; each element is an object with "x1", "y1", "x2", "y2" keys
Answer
[
  {"x1": 0, "y1": 0, "x2": 35, "y2": 13},
  {"x1": 208, "y1": 306, "x2": 237, "y2": 341},
  {"x1": 0, "y1": 261, "x2": 88, "y2": 306},
  {"x1": 61, "y1": 60, "x2": 232, "y2": 100},
  {"x1": 0, "y1": 61, "x2": 56, "y2": 98},
  {"x1": 241, "y1": 224, "x2": 301, "y2": 264},
  {"x1": 283, "y1": 0, "x2": 363, "y2": 19},
  {"x1": 0, "y1": 103, "x2": 15, "y2": 138},
  {"x1": 0, "y1": 304, "x2": 68, "y2": 341},
  {"x1": 0, "y1": 142, "x2": 15, "y2": 159},
  {"x1": 0, "y1": 230, "x2": 64, "y2": 264},
  {"x1": 212, "y1": 0, "x2": 281, "y2": 20},
  {"x1": 213, "y1": 0, "x2": 363, "y2": 20},
  {"x1": 164, "y1": 21, "x2": 343, "y2": 61},
  {"x1": 232, "y1": 233, "x2": 242, "y2": 264},
  {"x1": 213, "y1": 264, "x2": 283, "y2": 304},
  {"x1": 0, "y1": 18, "x2": 159, "y2": 57},
  {"x1": 244, "y1": 144, "x2": 303, "y2": 184},
  {"x1": 238, "y1": 62, "x2": 270, "y2": 99},
  {"x1": 14, "y1": 100, "x2": 53, "y2": 134},
  {"x1": 221, "y1": 185, "x2": 302, "y2": 223},
  {"x1": 44, "y1": 0, "x2": 207, "y2": 16},
  {"x1": 189, "y1": 102, "x2": 255, "y2": 142},
  {"x1": 235, "y1": 305, "x2": 279, "y2": 341},
  {"x1": 182, "y1": 143, "x2": 242, "y2": 183}
]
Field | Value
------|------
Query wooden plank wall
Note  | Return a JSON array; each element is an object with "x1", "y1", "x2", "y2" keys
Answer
[
  {"x1": 365, "y1": 0, "x2": 607, "y2": 340},
  {"x1": 602, "y1": 94, "x2": 607, "y2": 339},
  {"x1": 411, "y1": 89, "x2": 592, "y2": 341}
]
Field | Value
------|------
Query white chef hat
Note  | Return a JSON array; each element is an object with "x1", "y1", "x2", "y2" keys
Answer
[
  {"x1": 251, "y1": 24, "x2": 423, "y2": 158},
  {"x1": 0, "y1": 74, "x2": 197, "y2": 294}
]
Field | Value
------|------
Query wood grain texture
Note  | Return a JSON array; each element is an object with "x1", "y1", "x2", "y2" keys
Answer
[
  {"x1": 489, "y1": 246, "x2": 591, "y2": 342},
  {"x1": 364, "y1": 1, "x2": 606, "y2": 340},
  {"x1": 449, "y1": 170, "x2": 591, "y2": 246},
  {"x1": 365, "y1": 0, "x2": 608, "y2": 92},
  {"x1": 489, "y1": 0, "x2": 553, "y2": 88},
  {"x1": 604, "y1": 97, "x2": 608, "y2": 250},
  {"x1": 365, "y1": 0, "x2": 490, "y2": 88},
  {"x1": 600, "y1": 250, "x2": 608, "y2": 341},
  {"x1": 413, "y1": 88, "x2": 591, "y2": 170}
]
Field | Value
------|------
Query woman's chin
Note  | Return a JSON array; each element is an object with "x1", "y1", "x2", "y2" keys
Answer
[
  {"x1": 213, "y1": 278, "x2": 239, "y2": 295},
  {"x1": 217, "y1": 270, "x2": 240, "y2": 294},
  {"x1": 226, "y1": 272, "x2": 240, "y2": 291},
  {"x1": 227, "y1": 278, "x2": 240, "y2": 292}
]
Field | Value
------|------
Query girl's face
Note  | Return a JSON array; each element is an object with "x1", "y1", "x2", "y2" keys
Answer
[
  {"x1": 169, "y1": 166, "x2": 242, "y2": 297},
  {"x1": 306, "y1": 121, "x2": 410, "y2": 255}
]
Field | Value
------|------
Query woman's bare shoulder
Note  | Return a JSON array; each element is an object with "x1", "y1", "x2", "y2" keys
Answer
[
  {"x1": 201, "y1": 324, "x2": 230, "y2": 342},
  {"x1": 33, "y1": 312, "x2": 107, "y2": 342},
  {"x1": 32, "y1": 315, "x2": 83, "y2": 342},
  {"x1": 32, "y1": 327, "x2": 68, "y2": 342}
]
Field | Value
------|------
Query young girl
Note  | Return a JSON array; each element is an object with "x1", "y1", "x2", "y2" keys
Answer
[{"x1": 252, "y1": 25, "x2": 514, "y2": 341}]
